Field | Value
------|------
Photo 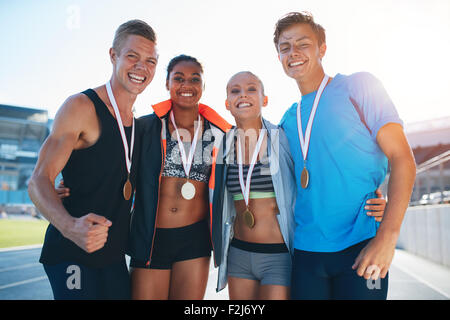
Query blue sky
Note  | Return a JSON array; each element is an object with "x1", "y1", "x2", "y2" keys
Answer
[{"x1": 1, "y1": 0, "x2": 449, "y2": 126}]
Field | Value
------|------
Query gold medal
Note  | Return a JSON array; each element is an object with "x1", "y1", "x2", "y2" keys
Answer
[
  {"x1": 301, "y1": 167, "x2": 309, "y2": 189},
  {"x1": 296, "y1": 75, "x2": 329, "y2": 191},
  {"x1": 236, "y1": 130, "x2": 266, "y2": 230},
  {"x1": 106, "y1": 81, "x2": 136, "y2": 202},
  {"x1": 243, "y1": 208, "x2": 255, "y2": 229},
  {"x1": 123, "y1": 176, "x2": 132, "y2": 200}
]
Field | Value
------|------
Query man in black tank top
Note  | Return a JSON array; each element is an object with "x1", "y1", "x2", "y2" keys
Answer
[{"x1": 28, "y1": 20, "x2": 158, "y2": 300}]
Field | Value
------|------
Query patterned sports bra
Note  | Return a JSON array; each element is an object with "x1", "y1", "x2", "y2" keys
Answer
[{"x1": 162, "y1": 117, "x2": 213, "y2": 183}]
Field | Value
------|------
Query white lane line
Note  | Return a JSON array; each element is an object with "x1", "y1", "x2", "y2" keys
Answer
[
  {"x1": 391, "y1": 262, "x2": 450, "y2": 299},
  {"x1": 0, "y1": 244, "x2": 43, "y2": 252},
  {"x1": 0, "y1": 253, "x2": 41, "y2": 264},
  {"x1": 0, "y1": 276, "x2": 47, "y2": 290},
  {"x1": 0, "y1": 263, "x2": 40, "y2": 273}
]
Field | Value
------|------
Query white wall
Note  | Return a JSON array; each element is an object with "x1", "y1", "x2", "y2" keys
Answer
[{"x1": 397, "y1": 204, "x2": 450, "y2": 268}]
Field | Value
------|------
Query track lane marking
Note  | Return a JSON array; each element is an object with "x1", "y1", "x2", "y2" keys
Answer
[{"x1": 0, "y1": 276, "x2": 47, "y2": 290}]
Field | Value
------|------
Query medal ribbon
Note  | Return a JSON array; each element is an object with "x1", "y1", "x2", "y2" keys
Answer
[
  {"x1": 106, "y1": 81, "x2": 135, "y2": 175},
  {"x1": 296, "y1": 74, "x2": 329, "y2": 163},
  {"x1": 237, "y1": 129, "x2": 266, "y2": 207},
  {"x1": 170, "y1": 111, "x2": 202, "y2": 179}
]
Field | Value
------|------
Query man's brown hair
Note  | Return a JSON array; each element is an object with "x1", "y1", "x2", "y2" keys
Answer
[
  {"x1": 273, "y1": 12, "x2": 326, "y2": 50},
  {"x1": 112, "y1": 19, "x2": 156, "y2": 54}
]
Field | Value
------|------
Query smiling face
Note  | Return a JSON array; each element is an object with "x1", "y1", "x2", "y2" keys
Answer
[
  {"x1": 110, "y1": 34, "x2": 158, "y2": 96},
  {"x1": 277, "y1": 23, "x2": 326, "y2": 83},
  {"x1": 225, "y1": 72, "x2": 268, "y2": 122},
  {"x1": 166, "y1": 61, "x2": 204, "y2": 109}
]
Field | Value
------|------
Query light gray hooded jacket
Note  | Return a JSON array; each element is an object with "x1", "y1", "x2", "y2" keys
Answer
[{"x1": 216, "y1": 118, "x2": 296, "y2": 292}]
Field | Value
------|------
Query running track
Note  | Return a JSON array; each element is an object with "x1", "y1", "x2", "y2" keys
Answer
[{"x1": 0, "y1": 246, "x2": 449, "y2": 300}]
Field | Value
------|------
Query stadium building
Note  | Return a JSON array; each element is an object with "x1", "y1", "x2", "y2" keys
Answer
[
  {"x1": 0, "y1": 104, "x2": 49, "y2": 205},
  {"x1": 406, "y1": 116, "x2": 450, "y2": 205}
]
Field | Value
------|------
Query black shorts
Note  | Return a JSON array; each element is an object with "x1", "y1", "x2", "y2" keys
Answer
[{"x1": 130, "y1": 219, "x2": 212, "y2": 270}]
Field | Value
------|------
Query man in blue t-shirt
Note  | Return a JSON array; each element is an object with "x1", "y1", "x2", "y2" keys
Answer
[{"x1": 274, "y1": 12, "x2": 416, "y2": 299}]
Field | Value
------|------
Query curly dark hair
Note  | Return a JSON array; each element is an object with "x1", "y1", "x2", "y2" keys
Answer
[{"x1": 166, "y1": 54, "x2": 204, "y2": 82}]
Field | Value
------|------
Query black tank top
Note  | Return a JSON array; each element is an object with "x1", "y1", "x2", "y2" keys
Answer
[{"x1": 39, "y1": 89, "x2": 140, "y2": 268}]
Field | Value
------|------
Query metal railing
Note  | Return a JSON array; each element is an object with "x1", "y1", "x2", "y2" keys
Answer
[
  {"x1": 411, "y1": 150, "x2": 450, "y2": 206},
  {"x1": 416, "y1": 150, "x2": 450, "y2": 174}
]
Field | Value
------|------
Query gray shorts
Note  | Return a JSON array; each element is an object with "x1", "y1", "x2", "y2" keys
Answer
[{"x1": 227, "y1": 241, "x2": 292, "y2": 287}]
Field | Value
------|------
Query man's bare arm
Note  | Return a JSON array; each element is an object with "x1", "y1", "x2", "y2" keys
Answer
[
  {"x1": 28, "y1": 94, "x2": 112, "y2": 253},
  {"x1": 375, "y1": 123, "x2": 416, "y2": 242},
  {"x1": 353, "y1": 123, "x2": 416, "y2": 279}
]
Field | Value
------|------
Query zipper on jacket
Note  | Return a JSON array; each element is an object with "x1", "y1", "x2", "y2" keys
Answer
[
  {"x1": 146, "y1": 123, "x2": 166, "y2": 267},
  {"x1": 209, "y1": 147, "x2": 218, "y2": 267}
]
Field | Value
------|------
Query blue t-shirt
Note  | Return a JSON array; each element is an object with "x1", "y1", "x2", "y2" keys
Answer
[{"x1": 280, "y1": 72, "x2": 403, "y2": 252}]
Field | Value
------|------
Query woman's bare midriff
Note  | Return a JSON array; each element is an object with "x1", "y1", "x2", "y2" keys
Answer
[
  {"x1": 156, "y1": 176, "x2": 209, "y2": 228},
  {"x1": 232, "y1": 197, "x2": 284, "y2": 243}
]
